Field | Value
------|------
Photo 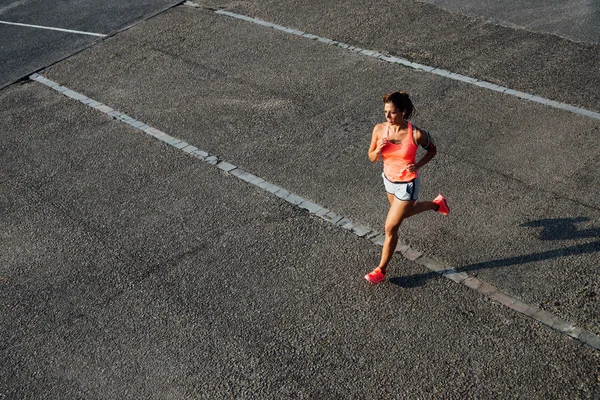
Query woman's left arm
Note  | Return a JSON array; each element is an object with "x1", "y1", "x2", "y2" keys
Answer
[{"x1": 408, "y1": 127, "x2": 437, "y2": 172}]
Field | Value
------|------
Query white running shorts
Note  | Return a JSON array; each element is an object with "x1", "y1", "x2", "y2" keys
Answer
[{"x1": 382, "y1": 173, "x2": 420, "y2": 201}]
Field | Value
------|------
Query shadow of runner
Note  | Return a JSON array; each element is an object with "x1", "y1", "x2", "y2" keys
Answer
[
  {"x1": 458, "y1": 240, "x2": 600, "y2": 273},
  {"x1": 520, "y1": 217, "x2": 600, "y2": 241},
  {"x1": 389, "y1": 217, "x2": 600, "y2": 288},
  {"x1": 389, "y1": 271, "x2": 440, "y2": 288}
]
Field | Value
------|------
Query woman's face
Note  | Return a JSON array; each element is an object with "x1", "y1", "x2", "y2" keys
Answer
[{"x1": 384, "y1": 102, "x2": 403, "y2": 125}]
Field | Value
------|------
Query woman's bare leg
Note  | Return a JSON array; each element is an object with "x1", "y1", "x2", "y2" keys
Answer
[
  {"x1": 386, "y1": 193, "x2": 395, "y2": 205},
  {"x1": 405, "y1": 200, "x2": 438, "y2": 217},
  {"x1": 377, "y1": 198, "x2": 414, "y2": 274},
  {"x1": 388, "y1": 194, "x2": 437, "y2": 217}
]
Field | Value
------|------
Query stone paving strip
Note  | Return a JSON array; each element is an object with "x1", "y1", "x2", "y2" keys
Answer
[
  {"x1": 183, "y1": 1, "x2": 600, "y2": 121},
  {"x1": 28, "y1": 73, "x2": 600, "y2": 351}
]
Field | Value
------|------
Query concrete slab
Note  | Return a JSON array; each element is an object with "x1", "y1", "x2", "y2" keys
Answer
[
  {"x1": 1, "y1": 127, "x2": 597, "y2": 397},
  {"x1": 0, "y1": 0, "x2": 180, "y2": 88},
  {"x1": 2, "y1": 3, "x2": 600, "y2": 398},
  {"x1": 42, "y1": 6, "x2": 599, "y2": 337},
  {"x1": 199, "y1": 0, "x2": 600, "y2": 113},
  {"x1": 420, "y1": 0, "x2": 600, "y2": 44}
]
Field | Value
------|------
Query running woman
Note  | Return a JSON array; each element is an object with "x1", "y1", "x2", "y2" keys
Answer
[{"x1": 365, "y1": 91, "x2": 449, "y2": 284}]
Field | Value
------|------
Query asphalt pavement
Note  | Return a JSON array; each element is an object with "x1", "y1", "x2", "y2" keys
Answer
[
  {"x1": 420, "y1": 0, "x2": 600, "y2": 44},
  {"x1": 0, "y1": 0, "x2": 180, "y2": 88},
  {"x1": 1, "y1": 0, "x2": 599, "y2": 398},
  {"x1": 201, "y1": 0, "x2": 600, "y2": 112}
]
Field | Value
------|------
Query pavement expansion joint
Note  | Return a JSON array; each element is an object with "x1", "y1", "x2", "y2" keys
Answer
[
  {"x1": 28, "y1": 73, "x2": 600, "y2": 351},
  {"x1": 182, "y1": 1, "x2": 600, "y2": 121}
]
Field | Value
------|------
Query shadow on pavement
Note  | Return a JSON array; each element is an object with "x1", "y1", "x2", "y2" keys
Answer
[
  {"x1": 520, "y1": 217, "x2": 600, "y2": 240},
  {"x1": 390, "y1": 217, "x2": 600, "y2": 288}
]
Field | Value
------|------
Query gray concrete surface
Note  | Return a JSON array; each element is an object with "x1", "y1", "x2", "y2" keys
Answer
[
  {"x1": 200, "y1": 0, "x2": 600, "y2": 113},
  {"x1": 0, "y1": 0, "x2": 180, "y2": 88},
  {"x1": 2, "y1": 0, "x2": 599, "y2": 398},
  {"x1": 0, "y1": 23, "x2": 97, "y2": 89},
  {"x1": 43, "y1": 5, "x2": 600, "y2": 337},
  {"x1": 419, "y1": 0, "x2": 600, "y2": 44},
  {"x1": 1, "y1": 71, "x2": 598, "y2": 399},
  {"x1": 0, "y1": 0, "x2": 177, "y2": 33}
]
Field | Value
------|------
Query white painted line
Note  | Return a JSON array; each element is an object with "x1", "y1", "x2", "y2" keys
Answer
[
  {"x1": 29, "y1": 73, "x2": 600, "y2": 351},
  {"x1": 0, "y1": 20, "x2": 107, "y2": 37},
  {"x1": 184, "y1": 2, "x2": 600, "y2": 121},
  {"x1": 183, "y1": 1, "x2": 203, "y2": 8}
]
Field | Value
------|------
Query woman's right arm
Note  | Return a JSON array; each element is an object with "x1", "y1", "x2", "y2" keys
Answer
[{"x1": 368, "y1": 124, "x2": 386, "y2": 162}]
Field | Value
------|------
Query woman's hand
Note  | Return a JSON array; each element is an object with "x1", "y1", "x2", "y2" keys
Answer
[
  {"x1": 368, "y1": 125, "x2": 388, "y2": 162},
  {"x1": 376, "y1": 137, "x2": 388, "y2": 154},
  {"x1": 406, "y1": 163, "x2": 418, "y2": 173}
]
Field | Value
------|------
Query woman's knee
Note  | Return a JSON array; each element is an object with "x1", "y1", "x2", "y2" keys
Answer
[{"x1": 384, "y1": 221, "x2": 402, "y2": 236}]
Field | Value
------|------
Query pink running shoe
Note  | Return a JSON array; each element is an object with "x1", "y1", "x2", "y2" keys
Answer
[
  {"x1": 364, "y1": 268, "x2": 386, "y2": 284},
  {"x1": 433, "y1": 194, "x2": 450, "y2": 215}
]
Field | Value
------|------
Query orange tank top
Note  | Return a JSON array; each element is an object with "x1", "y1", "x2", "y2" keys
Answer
[{"x1": 381, "y1": 122, "x2": 418, "y2": 182}]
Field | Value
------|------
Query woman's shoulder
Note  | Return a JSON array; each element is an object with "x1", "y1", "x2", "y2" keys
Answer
[
  {"x1": 410, "y1": 123, "x2": 427, "y2": 137},
  {"x1": 410, "y1": 124, "x2": 431, "y2": 146},
  {"x1": 372, "y1": 122, "x2": 388, "y2": 135}
]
